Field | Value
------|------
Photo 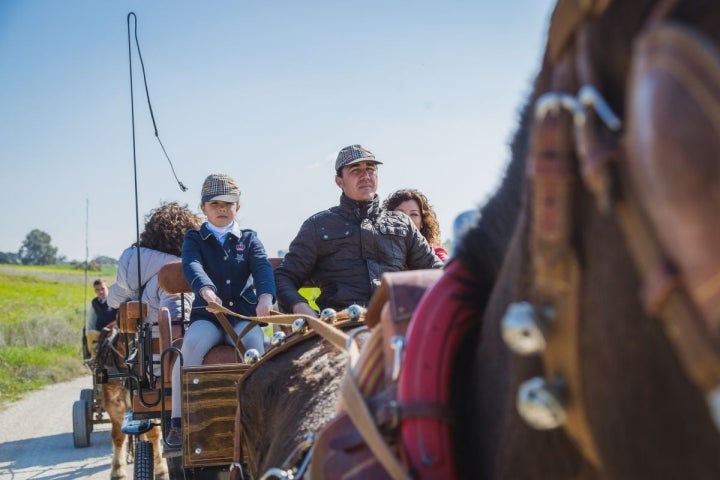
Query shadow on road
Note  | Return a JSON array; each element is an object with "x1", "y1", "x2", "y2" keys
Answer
[{"x1": 0, "y1": 429, "x2": 114, "y2": 479}]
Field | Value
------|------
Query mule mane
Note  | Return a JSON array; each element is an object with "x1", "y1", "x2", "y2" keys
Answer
[{"x1": 455, "y1": 98, "x2": 531, "y2": 285}]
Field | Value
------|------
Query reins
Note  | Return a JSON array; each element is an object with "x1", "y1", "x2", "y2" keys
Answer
[{"x1": 206, "y1": 301, "x2": 362, "y2": 359}]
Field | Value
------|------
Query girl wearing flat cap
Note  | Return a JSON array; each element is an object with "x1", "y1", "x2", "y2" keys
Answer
[{"x1": 167, "y1": 173, "x2": 276, "y2": 449}]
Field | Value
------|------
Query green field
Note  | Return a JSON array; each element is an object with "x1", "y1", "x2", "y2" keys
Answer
[
  {"x1": 0, "y1": 264, "x2": 116, "y2": 405},
  {"x1": 0, "y1": 263, "x2": 319, "y2": 407}
]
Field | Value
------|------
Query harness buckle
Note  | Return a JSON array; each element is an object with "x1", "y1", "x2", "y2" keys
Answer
[{"x1": 390, "y1": 336, "x2": 406, "y2": 382}]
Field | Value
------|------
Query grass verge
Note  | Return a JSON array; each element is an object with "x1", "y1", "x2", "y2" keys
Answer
[{"x1": 0, "y1": 264, "x2": 116, "y2": 407}]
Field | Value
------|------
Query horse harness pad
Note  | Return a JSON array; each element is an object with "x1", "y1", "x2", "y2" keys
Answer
[{"x1": 504, "y1": 0, "x2": 720, "y2": 470}]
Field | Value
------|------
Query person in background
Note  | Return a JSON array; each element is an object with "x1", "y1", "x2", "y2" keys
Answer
[
  {"x1": 166, "y1": 173, "x2": 275, "y2": 450},
  {"x1": 383, "y1": 188, "x2": 449, "y2": 262},
  {"x1": 107, "y1": 201, "x2": 201, "y2": 374},
  {"x1": 451, "y1": 209, "x2": 480, "y2": 257},
  {"x1": 84, "y1": 278, "x2": 117, "y2": 359},
  {"x1": 275, "y1": 144, "x2": 443, "y2": 317}
]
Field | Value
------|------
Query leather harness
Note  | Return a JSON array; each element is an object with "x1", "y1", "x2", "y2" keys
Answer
[{"x1": 520, "y1": 0, "x2": 720, "y2": 468}]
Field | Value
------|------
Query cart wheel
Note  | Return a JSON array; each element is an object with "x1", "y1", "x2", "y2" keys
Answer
[
  {"x1": 72, "y1": 400, "x2": 90, "y2": 448},
  {"x1": 80, "y1": 388, "x2": 94, "y2": 432},
  {"x1": 134, "y1": 440, "x2": 154, "y2": 480}
]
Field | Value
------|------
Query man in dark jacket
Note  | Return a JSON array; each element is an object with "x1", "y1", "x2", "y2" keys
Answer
[
  {"x1": 275, "y1": 144, "x2": 443, "y2": 316},
  {"x1": 85, "y1": 278, "x2": 117, "y2": 360}
]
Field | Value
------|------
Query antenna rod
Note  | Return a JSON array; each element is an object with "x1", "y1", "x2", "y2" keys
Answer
[
  {"x1": 83, "y1": 198, "x2": 89, "y2": 329},
  {"x1": 127, "y1": 12, "x2": 142, "y2": 295}
]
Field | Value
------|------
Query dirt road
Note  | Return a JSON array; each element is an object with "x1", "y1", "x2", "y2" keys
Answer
[{"x1": 0, "y1": 376, "x2": 114, "y2": 480}]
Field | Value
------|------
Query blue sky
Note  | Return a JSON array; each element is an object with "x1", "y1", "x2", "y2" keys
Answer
[{"x1": 0, "y1": 1, "x2": 554, "y2": 261}]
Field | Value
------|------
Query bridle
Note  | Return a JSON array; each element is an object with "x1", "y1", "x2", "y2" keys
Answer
[
  {"x1": 500, "y1": 0, "x2": 720, "y2": 469},
  {"x1": 92, "y1": 327, "x2": 129, "y2": 379}
]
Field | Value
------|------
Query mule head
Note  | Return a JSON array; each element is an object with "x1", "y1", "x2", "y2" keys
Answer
[{"x1": 465, "y1": 1, "x2": 720, "y2": 478}]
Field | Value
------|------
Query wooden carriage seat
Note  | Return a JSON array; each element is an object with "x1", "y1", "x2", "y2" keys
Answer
[{"x1": 118, "y1": 300, "x2": 148, "y2": 334}]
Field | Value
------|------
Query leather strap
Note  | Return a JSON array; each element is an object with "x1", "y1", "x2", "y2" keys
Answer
[
  {"x1": 574, "y1": 6, "x2": 720, "y2": 399},
  {"x1": 213, "y1": 311, "x2": 246, "y2": 356},
  {"x1": 207, "y1": 301, "x2": 352, "y2": 354},
  {"x1": 340, "y1": 362, "x2": 411, "y2": 480},
  {"x1": 229, "y1": 389, "x2": 245, "y2": 480},
  {"x1": 645, "y1": 0, "x2": 682, "y2": 29},
  {"x1": 547, "y1": 0, "x2": 613, "y2": 63},
  {"x1": 528, "y1": 49, "x2": 602, "y2": 468}
]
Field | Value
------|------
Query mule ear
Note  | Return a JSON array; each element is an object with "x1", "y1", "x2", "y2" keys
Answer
[
  {"x1": 626, "y1": 23, "x2": 720, "y2": 333},
  {"x1": 158, "y1": 261, "x2": 191, "y2": 294}
]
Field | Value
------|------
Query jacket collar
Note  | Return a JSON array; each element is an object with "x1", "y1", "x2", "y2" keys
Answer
[
  {"x1": 339, "y1": 193, "x2": 380, "y2": 221},
  {"x1": 199, "y1": 221, "x2": 242, "y2": 241}
]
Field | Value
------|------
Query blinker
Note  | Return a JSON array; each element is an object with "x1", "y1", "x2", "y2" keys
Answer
[{"x1": 95, "y1": 367, "x2": 109, "y2": 385}]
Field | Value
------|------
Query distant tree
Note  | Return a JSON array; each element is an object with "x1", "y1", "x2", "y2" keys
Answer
[
  {"x1": 93, "y1": 255, "x2": 118, "y2": 266},
  {"x1": 18, "y1": 229, "x2": 58, "y2": 265},
  {"x1": 0, "y1": 251, "x2": 20, "y2": 264},
  {"x1": 74, "y1": 261, "x2": 102, "y2": 271}
]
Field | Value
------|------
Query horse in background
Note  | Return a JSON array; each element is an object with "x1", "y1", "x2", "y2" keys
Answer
[
  {"x1": 92, "y1": 327, "x2": 168, "y2": 479},
  {"x1": 449, "y1": 1, "x2": 720, "y2": 478}
]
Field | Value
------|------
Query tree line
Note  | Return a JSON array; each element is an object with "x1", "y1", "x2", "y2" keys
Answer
[{"x1": 0, "y1": 229, "x2": 116, "y2": 268}]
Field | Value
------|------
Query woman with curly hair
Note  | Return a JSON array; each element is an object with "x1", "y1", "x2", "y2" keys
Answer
[
  {"x1": 383, "y1": 188, "x2": 449, "y2": 261},
  {"x1": 107, "y1": 201, "x2": 202, "y2": 374}
]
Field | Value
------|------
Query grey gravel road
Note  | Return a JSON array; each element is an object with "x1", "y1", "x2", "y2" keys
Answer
[{"x1": 0, "y1": 376, "x2": 115, "y2": 480}]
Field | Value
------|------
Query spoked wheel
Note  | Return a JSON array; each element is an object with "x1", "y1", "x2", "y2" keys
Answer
[
  {"x1": 134, "y1": 440, "x2": 154, "y2": 480},
  {"x1": 80, "y1": 388, "x2": 94, "y2": 432},
  {"x1": 72, "y1": 400, "x2": 90, "y2": 448}
]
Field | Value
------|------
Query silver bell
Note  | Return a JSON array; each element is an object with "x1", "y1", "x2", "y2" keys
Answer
[
  {"x1": 270, "y1": 331, "x2": 286, "y2": 347},
  {"x1": 291, "y1": 318, "x2": 306, "y2": 333},
  {"x1": 346, "y1": 304, "x2": 364, "y2": 320},
  {"x1": 501, "y1": 302, "x2": 549, "y2": 355},
  {"x1": 243, "y1": 348, "x2": 261, "y2": 364},
  {"x1": 320, "y1": 308, "x2": 337, "y2": 323},
  {"x1": 516, "y1": 376, "x2": 567, "y2": 430}
]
